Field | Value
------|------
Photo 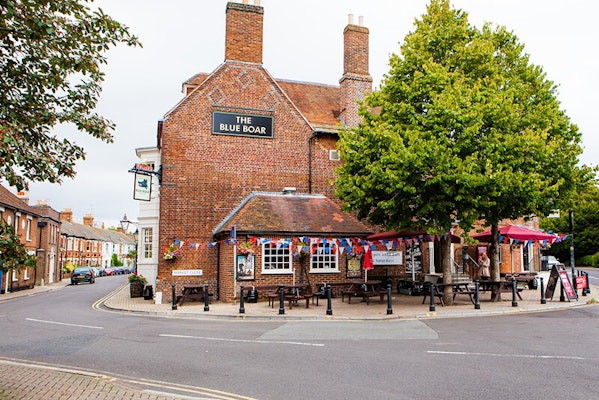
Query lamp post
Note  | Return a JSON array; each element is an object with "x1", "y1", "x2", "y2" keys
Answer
[
  {"x1": 120, "y1": 214, "x2": 138, "y2": 273},
  {"x1": 569, "y1": 209, "x2": 576, "y2": 294}
]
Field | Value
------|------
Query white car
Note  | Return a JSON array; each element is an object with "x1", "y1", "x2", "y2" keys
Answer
[{"x1": 541, "y1": 255, "x2": 564, "y2": 271}]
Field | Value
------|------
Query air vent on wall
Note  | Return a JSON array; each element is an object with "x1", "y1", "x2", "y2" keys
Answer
[{"x1": 329, "y1": 150, "x2": 340, "y2": 161}]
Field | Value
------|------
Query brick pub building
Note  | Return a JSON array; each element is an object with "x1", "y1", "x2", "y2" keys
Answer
[
  {"x1": 149, "y1": 0, "x2": 378, "y2": 302},
  {"x1": 143, "y1": 1, "x2": 544, "y2": 304}
]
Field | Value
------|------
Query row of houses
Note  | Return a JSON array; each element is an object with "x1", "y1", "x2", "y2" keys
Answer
[{"x1": 0, "y1": 185, "x2": 135, "y2": 294}]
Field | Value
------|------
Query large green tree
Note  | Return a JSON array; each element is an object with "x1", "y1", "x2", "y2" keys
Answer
[
  {"x1": 336, "y1": 0, "x2": 589, "y2": 299},
  {"x1": 0, "y1": 0, "x2": 140, "y2": 191},
  {"x1": 541, "y1": 184, "x2": 599, "y2": 264},
  {"x1": 0, "y1": 221, "x2": 36, "y2": 272}
]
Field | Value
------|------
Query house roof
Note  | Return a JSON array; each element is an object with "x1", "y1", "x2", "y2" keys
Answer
[
  {"x1": 182, "y1": 73, "x2": 341, "y2": 133},
  {"x1": 276, "y1": 79, "x2": 341, "y2": 133},
  {"x1": 213, "y1": 191, "x2": 372, "y2": 237},
  {"x1": 61, "y1": 220, "x2": 134, "y2": 244},
  {"x1": 0, "y1": 185, "x2": 39, "y2": 216}
]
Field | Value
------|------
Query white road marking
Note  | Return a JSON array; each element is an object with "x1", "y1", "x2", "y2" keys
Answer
[
  {"x1": 25, "y1": 318, "x2": 104, "y2": 330},
  {"x1": 159, "y1": 333, "x2": 324, "y2": 347},
  {"x1": 427, "y1": 350, "x2": 587, "y2": 360}
]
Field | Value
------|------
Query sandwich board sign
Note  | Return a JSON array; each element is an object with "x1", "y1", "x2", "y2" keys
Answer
[{"x1": 545, "y1": 264, "x2": 577, "y2": 301}]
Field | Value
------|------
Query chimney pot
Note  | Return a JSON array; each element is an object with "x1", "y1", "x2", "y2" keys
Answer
[
  {"x1": 254, "y1": 0, "x2": 260, "y2": 5},
  {"x1": 359, "y1": 16, "x2": 364, "y2": 26},
  {"x1": 348, "y1": 13, "x2": 354, "y2": 25}
]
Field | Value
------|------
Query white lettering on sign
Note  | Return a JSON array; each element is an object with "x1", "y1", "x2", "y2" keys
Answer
[{"x1": 213, "y1": 112, "x2": 273, "y2": 138}]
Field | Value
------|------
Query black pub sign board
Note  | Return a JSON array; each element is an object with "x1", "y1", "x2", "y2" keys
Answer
[{"x1": 212, "y1": 111, "x2": 273, "y2": 138}]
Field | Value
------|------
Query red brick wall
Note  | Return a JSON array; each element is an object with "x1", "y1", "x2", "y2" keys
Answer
[{"x1": 157, "y1": 62, "x2": 315, "y2": 301}]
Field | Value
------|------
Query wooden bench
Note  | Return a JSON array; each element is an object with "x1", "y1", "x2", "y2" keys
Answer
[{"x1": 178, "y1": 286, "x2": 213, "y2": 306}]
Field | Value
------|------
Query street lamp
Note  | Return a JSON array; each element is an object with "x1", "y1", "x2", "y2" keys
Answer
[{"x1": 120, "y1": 214, "x2": 131, "y2": 231}]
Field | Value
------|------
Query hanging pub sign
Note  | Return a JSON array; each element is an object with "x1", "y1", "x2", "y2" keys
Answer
[
  {"x1": 212, "y1": 111, "x2": 273, "y2": 138},
  {"x1": 129, "y1": 163, "x2": 157, "y2": 202},
  {"x1": 133, "y1": 173, "x2": 152, "y2": 201}
]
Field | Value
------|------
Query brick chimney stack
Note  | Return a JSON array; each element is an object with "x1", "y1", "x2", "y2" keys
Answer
[
  {"x1": 83, "y1": 214, "x2": 94, "y2": 227},
  {"x1": 225, "y1": 1, "x2": 264, "y2": 64},
  {"x1": 60, "y1": 208, "x2": 73, "y2": 223},
  {"x1": 340, "y1": 14, "x2": 372, "y2": 128}
]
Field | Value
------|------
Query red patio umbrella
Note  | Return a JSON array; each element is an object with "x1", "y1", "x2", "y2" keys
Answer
[
  {"x1": 472, "y1": 225, "x2": 557, "y2": 275},
  {"x1": 472, "y1": 225, "x2": 557, "y2": 243},
  {"x1": 363, "y1": 246, "x2": 374, "y2": 281}
]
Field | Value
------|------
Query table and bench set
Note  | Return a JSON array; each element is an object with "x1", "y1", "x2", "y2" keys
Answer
[{"x1": 176, "y1": 274, "x2": 532, "y2": 308}]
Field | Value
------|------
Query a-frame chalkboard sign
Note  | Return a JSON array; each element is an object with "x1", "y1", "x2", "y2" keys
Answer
[{"x1": 545, "y1": 264, "x2": 577, "y2": 301}]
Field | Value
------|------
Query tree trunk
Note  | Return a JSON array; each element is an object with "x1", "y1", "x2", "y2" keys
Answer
[
  {"x1": 490, "y1": 223, "x2": 501, "y2": 299},
  {"x1": 441, "y1": 234, "x2": 453, "y2": 305}
]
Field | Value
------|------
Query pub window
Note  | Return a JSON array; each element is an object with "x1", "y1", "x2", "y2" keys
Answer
[
  {"x1": 262, "y1": 242, "x2": 292, "y2": 273},
  {"x1": 310, "y1": 241, "x2": 339, "y2": 272},
  {"x1": 142, "y1": 227, "x2": 153, "y2": 259}
]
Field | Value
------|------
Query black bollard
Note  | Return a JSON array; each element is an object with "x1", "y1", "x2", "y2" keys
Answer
[
  {"x1": 429, "y1": 283, "x2": 436, "y2": 312},
  {"x1": 474, "y1": 280, "x2": 480, "y2": 310},
  {"x1": 584, "y1": 272, "x2": 591, "y2": 295},
  {"x1": 171, "y1": 283, "x2": 177, "y2": 310},
  {"x1": 540, "y1": 276, "x2": 546, "y2": 304},
  {"x1": 386, "y1": 283, "x2": 393, "y2": 315},
  {"x1": 239, "y1": 285, "x2": 245, "y2": 314},
  {"x1": 511, "y1": 276, "x2": 518, "y2": 307},
  {"x1": 203, "y1": 283, "x2": 210, "y2": 311},
  {"x1": 326, "y1": 284, "x2": 333, "y2": 316},
  {"x1": 279, "y1": 284, "x2": 285, "y2": 315}
]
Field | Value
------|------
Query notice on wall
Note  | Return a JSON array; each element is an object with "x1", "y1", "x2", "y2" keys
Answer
[
  {"x1": 212, "y1": 111, "x2": 273, "y2": 138},
  {"x1": 172, "y1": 269, "x2": 203, "y2": 277},
  {"x1": 372, "y1": 251, "x2": 403, "y2": 266},
  {"x1": 406, "y1": 244, "x2": 422, "y2": 272}
]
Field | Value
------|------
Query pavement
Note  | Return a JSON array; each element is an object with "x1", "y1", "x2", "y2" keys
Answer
[{"x1": 1, "y1": 272, "x2": 597, "y2": 400}]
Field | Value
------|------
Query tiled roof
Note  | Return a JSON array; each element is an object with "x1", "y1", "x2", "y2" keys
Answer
[
  {"x1": 276, "y1": 79, "x2": 341, "y2": 132},
  {"x1": 0, "y1": 185, "x2": 39, "y2": 216},
  {"x1": 61, "y1": 220, "x2": 134, "y2": 244},
  {"x1": 213, "y1": 192, "x2": 372, "y2": 237}
]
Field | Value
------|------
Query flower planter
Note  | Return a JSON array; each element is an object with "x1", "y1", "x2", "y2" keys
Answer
[{"x1": 130, "y1": 280, "x2": 144, "y2": 298}]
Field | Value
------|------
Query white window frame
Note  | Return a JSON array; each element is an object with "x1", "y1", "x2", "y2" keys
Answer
[
  {"x1": 309, "y1": 240, "x2": 339, "y2": 273},
  {"x1": 142, "y1": 227, "x2": 153, "y2": 259},
  {"x1": 261, "y1": 242, "x2": 292, "y2": 274},
  {"x1": 26, "y1": 216, "x2": 32, "y2": 241}
]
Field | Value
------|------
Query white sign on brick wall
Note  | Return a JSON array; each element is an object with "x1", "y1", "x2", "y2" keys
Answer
[{"x1": 172, "y1": 269, "x2": 203, "y2": 276}]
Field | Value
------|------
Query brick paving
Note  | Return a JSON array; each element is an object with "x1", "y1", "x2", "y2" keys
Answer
[{"x1": 0, "y1": 362, "x2": 183, "y2": 400}]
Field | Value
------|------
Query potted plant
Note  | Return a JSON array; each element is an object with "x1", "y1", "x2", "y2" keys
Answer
[
  {"x1": 128, "y1": 273, "x2": 147, "y2": 298},
  {"x1": 237, "y1": 241, "x2": 255, "y2": 258},
  {"x1": 163, "y1": 244, "x2": 181, "y2": 260}
]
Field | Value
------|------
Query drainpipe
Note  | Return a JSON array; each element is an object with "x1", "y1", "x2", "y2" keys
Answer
[{"x1": 308, "y1": 133, "x2": 317, "y2": 193}]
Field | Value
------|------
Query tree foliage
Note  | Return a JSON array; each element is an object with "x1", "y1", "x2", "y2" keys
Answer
[
  {"x1": 0, "y1": 221, "x2": 36, "y2": 272},
  {"x1": 541, "y1": 184, "x2": 599, "y2": 263},
  {"x1": 336, "y1": 0, "x2": 590, "y2": 282},
  {"x1": 0, "y1": 0, "x2": 140, "y2": 190}
]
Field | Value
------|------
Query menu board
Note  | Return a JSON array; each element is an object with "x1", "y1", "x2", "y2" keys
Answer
[{"x1": 545, "y1": 265, "x2": 577, "y2": 301}]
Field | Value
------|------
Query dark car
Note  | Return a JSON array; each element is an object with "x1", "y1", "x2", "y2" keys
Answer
[{"x1": 71, "y1": 267, "x2": 95, "y2": 285}]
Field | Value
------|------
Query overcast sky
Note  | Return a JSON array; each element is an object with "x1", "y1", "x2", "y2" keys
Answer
[{"x1": 21, "y1": 0, "x2": 599, "y2": 229}]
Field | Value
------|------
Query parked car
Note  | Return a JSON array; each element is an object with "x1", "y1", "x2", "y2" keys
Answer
[
  {"x1": 104, "y1": 267, "x2": 116, "y2": 276},
  {"x1": 71, "y1": 267, "x2": 95, "y2": 285},
  {"x1": 541, "y1": 255, "x2": 564, "y2": 271}
]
